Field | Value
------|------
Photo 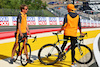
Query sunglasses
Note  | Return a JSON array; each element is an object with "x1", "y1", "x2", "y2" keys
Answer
[{"x1": 24, "y1": 9, "x2": 28, "y2": 10}]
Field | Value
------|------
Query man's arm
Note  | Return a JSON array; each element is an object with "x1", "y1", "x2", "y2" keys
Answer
[
  {"x1": 78, "y1": 17, "x2": 85, "y2": 36},
  {"x1": 18, "y1": 23, "x2": 23, "y2": 37},
  {"x1": 59, "y1": 26, "x2": 64, "y2": 32},
  {"x1": 18, "y1": 14, "x2": 23, "y2": 37},
  {"x1": 78, "y1": 17, "x2": 82, "y2": 34},
  {"x1": 58, "y1": 14, "x2": 67, "y2": 33},
  {"x1": 26, "y1": 24, "x2": 31, "y2": 37}
]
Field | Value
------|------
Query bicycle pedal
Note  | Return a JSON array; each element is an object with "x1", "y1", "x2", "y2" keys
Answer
[
  {"x1": 81, "y1": 52, "x2": 83, "y2": 55},
  {"x1": 59, "y1": 58, "x2": 64, "y2": 61}
]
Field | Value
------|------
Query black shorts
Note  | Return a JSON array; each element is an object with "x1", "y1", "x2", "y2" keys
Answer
[{"x1": 15, "y1": 32, "x2": 27, "y2": 43}]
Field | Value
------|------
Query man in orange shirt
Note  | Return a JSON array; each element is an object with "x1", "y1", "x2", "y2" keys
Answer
[
  {"x1": 9, "y1": 4, "x2": 32, "y2": 64},
  {"x1": 58, "y1": 4, "x2": 84, "y2": 67}
]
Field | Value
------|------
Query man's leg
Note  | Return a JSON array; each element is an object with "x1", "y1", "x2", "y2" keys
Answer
[
  {"x1": 10, "y1": 32, "x2": 19, "y2": 64},
  {"x1": 23, "y1": 33, "x2": 33, "y2": 63},
  {"x1": 71, "y1": 37, "x2": 77, "y2": 63},
  {"x1": 61, "y1": 36, "x2": 68, "y2": 52},
  {"x1": 10, "y1": 42, "x2": 19, "y2": 64},
  {"x1": 11, "y1": 43, "x2": 19, "y2": 59}
]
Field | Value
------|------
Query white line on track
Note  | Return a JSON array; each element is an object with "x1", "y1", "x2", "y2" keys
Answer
[{"x1": 0, "y1": 28, "x2": 100, "y2": 44}]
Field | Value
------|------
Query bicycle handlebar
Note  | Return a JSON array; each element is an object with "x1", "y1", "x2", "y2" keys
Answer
[
  {"x1": 19, "y1": 35, "x2": 37, "y2": 43},
  {"x1": 52, "y1": 32, "x2": 87, "y2": 41},
  {"x1": 77, "y1": 33, "x2": 87, "y2": 38}
]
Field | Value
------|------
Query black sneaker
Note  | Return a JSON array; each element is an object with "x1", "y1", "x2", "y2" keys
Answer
[
  {"x1": 27, "y1": 59, "x2": 33, "y2": 63},
  {"x1": 9, "y1": 59, "x2": 14, "y2": 64}
]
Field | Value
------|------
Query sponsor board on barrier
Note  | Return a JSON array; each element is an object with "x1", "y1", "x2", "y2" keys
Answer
[
  {"x1": 38, "y1": 17, "x2": 47, "y2": 25},
  {"x1": 91, "y1": 20, "x2": 95, "y2": 27},
  {"x1": 12, "y1": 17, "x2": 17, "y2": 26},
  {"x1": 98, "y1": 21, "x2": 100, "y2": 27},
  {"x1": 49, "y1": 17, "x2": 57, "y2": 25},
  {"x1": 59, "y1": 17, "x2": 64, "y2": 25},
  {"x1": 0, "y1": 16, "x2": 100, "y2": 27},
  {"x1": 27, "y1": 17, "x2": 36, "y2": 25},
  {"x1": 0, "y1": 17, "x2": 9, "y2": 26},
  {"x1": 82, "y1": 19, "x2": 87, "y2": 26},
  {"x1": 95, "y1": 21, "x2": 98, "y2": 27},
  {"x1": 80, "y1": 19, "x2": 84, "y2": 26},
  {"x1": 87, "y1": 20, "x2": 91, "y2": 27}
]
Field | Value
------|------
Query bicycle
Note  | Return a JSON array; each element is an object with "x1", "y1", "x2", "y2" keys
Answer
[
  {"x1": 38, "y1": 33, "x2": 93, "y2": 65},
  {"x1": 13, "y1": 35, "x2": 37, "y2": 66}
]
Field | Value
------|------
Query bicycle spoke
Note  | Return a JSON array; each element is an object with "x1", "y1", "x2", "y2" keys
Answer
[
  {"x1": 38, "y1": 44, "x2": 60, "y2": 65},
  {"x1": 74, "y1": 44, "x2": 93, "y2": 64}
]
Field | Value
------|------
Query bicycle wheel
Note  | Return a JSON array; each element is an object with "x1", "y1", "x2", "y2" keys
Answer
[
  {"x1": 38, "y1": 44, "x2": 60, "y2": 65},
  {"x1": 74, "y1": 44, "x2": 93, "y2": 64},
  {"x1": 20, "y1": 43, "x2": 31, "y2": 66}
]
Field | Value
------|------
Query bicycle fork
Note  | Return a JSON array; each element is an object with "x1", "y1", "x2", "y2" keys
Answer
[{"x1": 76, "y1": 43, "x2": 83, "y2": 55}]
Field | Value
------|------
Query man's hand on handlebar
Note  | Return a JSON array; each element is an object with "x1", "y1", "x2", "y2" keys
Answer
[
  {"x1": 57, "y1": 30, "x2": 61, "y2": 33},
  {"x1": 81, "y1": 33, "x2": 85, "y2": 36}
]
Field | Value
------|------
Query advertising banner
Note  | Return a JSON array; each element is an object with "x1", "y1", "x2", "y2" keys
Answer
[
  {"x1": 95, "y1": 21, "x2": 98, "y2": 27},
  {"x1": 49, "y1": 17, "x2": 57, "y2": 25},
  {"x1": 27, "y1": 17, "x2": 36, "y2": 25},
  {"x1": 0, "y1": 17, "x2": 9, "y2": 26},
  {"x1": 98, "y1": 21, "x2": 100, "y2": 27},
  {"x1": 0, "y1": 16, "x2": 100, "y2": 27},
  {"x1": 82, "y1": 19, "x2": 87, "y2": 26},
  {"x1": 59, "y1": 17, "x2": 64, "y2": 25},
  {"x1": 80, "y1": 19, "x2": 84, "y2": 26},
  {"x1": 87, "y1": 20, "x2": 90, "y2": 26},
  {"x1": 38, "y1": 17, "x2": 47, "y2": 25},
  {"x1": 12, "y1": 17, "x2": 17, "y2": 26},
  {"x1": 91, "y1": 20, "x2": 95, "y2": 27}
]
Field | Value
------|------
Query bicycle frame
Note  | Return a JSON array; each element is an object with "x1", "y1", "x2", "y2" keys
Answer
[
  {"x1": 52, "y1": 33, "x2": 87, "y2": 55},
  {"x1": 16, "y1": 37, "x2": 27, "y2": 56}
]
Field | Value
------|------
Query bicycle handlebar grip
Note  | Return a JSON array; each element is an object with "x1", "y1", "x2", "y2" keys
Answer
[
  {"x1": 85, "y1": 33, "x2": 87, "y2": 35},
  {"x1": 52, "y1": 33, "x2": 58, "y2": 35},
  {"x1": 32, "y1": 36, "x2": 37, "y2": 43},
  {"x1": 80, "y1": 33, "x2": 87, "y2": 37}
]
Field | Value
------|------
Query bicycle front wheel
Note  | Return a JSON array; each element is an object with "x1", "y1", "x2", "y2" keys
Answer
[
  {"x1": 38, "y1": 44, "x2": 60, "y2": 65},
  {"x1": 20, "y1": 43, "x2": 31, "y2": 66},
  {"x1": 74, "y1": 44, "x2": 93, "y2": 64}
]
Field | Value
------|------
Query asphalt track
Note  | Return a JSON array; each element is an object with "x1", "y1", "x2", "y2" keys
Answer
[
  {"x1": 0, "y1": 26, "x2": 99, "y2": 67},
  {"x1": 0, "y1": 25, "x2": 61, "y2": 32}
]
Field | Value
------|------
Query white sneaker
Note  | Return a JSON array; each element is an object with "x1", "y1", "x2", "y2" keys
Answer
[{"x1": 71, "y1": 63, "x2": 77, "y2": 67}]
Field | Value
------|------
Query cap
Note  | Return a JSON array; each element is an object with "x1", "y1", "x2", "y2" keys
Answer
[{"x1": 67, "y1": 4, "x2": 76, "y2": 11}]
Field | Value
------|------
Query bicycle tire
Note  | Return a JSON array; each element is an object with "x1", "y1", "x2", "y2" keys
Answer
[
  {"x1": 74, "y1": 44, "x2": 93, "y2": 64},
  {"x1": 20, "y1": 43, "x2": 31, "y2": 66},
  {"x1": 38, "y1": 44, "x2": 60, "y2": 65}
]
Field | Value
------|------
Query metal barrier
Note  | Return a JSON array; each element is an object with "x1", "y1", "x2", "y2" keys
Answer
[{"x1": 0, "y1": 8, "x2": 44, "y2": 16}]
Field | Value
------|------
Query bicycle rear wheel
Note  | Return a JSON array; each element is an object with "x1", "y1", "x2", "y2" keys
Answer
[
  {"x1": 74, "y1": 44, "x2": 93, "y2": 64},
  {"x1": 38, "y1": 44, "x2": 60, "y2": 65},
  {"x1": 20, "y1": 43, "x2": 31, "y2": 66}
]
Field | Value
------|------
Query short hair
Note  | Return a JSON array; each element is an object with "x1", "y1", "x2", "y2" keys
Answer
[{"x1": 20, "y1": 4, "x2": 27, "y2": 11}]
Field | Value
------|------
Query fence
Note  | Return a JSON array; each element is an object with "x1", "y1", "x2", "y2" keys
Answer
[{"x1": 0, "y1": 8, "x2": 47, "y2": 16}]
